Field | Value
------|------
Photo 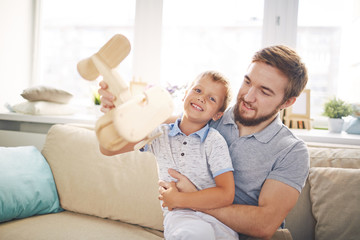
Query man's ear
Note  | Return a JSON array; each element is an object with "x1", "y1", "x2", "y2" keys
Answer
[
  {"x1": 280, "y1": 97, "x2": 296, "y2": 109},
  {"x1": 212, "y1": 112, "x2": 224, "y2": 121}
]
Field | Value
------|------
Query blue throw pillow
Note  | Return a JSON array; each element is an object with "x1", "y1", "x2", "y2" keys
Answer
[
  {"x1": 0, "y1": 146, "x2": 63, "y2": 222},
  {"x1": 345, "y1": 118, "x2": 360, "y2": 134}
]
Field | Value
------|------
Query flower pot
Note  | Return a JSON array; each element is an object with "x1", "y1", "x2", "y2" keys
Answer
[{"x1": 328, "y1": 118, "x2": 344, "y2": 133}]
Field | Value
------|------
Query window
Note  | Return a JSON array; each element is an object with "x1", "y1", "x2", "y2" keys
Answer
[
  {"x1": 36, "y1": 0, "x2": 135, "y2": 105},
  {"x1": 35, "y1": 0, "x2": 360, "y2": 118},
  {"x1": 297, "y1": 0, "x2": 360, "y2": 118},
  {"x1": 161, "y1": 0, "x2": 263, "y2": 94}
]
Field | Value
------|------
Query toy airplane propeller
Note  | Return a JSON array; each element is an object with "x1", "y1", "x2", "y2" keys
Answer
[{"x1": 77, "y1": 34, "x2": 173, "y2": 151}]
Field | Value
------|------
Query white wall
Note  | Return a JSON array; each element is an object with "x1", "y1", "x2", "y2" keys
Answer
[
  {"x1": 0, "y1": 130, "x2": 46, "y2": 150},
  {"x1": 0, "y1": 0, "x2": 34, "y2": 111}
]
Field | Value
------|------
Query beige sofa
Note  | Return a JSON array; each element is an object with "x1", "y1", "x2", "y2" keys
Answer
[{"x1": 0, "y1": 124, "x2": 359, "y2": 240}]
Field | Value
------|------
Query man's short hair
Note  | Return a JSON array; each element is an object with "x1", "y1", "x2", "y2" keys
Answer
[{"x1": 252, "y1": 45, "x2": 308, "y2": 102}]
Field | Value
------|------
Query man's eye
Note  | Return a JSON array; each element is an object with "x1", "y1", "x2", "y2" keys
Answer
[{"x1": 262, "y1": 91, "x2": 270, "y2": 96}]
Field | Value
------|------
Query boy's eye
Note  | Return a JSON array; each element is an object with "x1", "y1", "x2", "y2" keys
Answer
[
  {"x1": 194, "y1": 88, "x2": 201, "y2": 93},
  {"x1": 209, "y1": 97, "x2": 216, "y2": 102}
]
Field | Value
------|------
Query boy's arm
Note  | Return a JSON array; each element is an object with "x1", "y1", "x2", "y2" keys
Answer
[{"x1": 160, "y1": 171, "x2": 235, "y2": 211}]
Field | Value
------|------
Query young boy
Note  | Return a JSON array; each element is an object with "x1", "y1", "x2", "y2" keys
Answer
[{"x1": 100, "y1": 71, "x2": 238, "y2": 240}]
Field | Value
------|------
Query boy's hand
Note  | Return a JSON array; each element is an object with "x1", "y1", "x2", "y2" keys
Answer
[
  {"x1": 158, "y1": 181, "x2": 180, "y2": 211},
  {"x1": 158, "y1": 169, "x2": 198, "y2": 210},
  {"x1": 98, "y1": 80, "x2": 116, "y2": 113}
]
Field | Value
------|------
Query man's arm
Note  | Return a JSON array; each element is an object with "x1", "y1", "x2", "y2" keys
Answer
[
  {"x1": 159, "y1": 171, "x2": 235, "y2": 211},
  {"x1": 160, "y1": 169, "x2": 299, "y2": 240},
  {"x1": 205, "y1": 179, "x2": 299, "y2": 239}
]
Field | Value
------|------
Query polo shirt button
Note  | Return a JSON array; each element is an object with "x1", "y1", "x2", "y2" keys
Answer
[
  {"x1": 183, "y1": 142, "x2": 187, "y2": 145},
  {"x1": 181, "y1": 153, "x2": 185, "y2": 156}
]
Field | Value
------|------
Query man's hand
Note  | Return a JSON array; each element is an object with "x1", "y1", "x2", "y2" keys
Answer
[
  {"x1": 169, "y1": 168, "x2": 198, "y2": 193},
  {"x1": 98, "y1": 81, "x2": 116, "y2": 113}
]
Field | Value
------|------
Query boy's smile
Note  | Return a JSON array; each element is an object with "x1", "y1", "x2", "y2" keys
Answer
[
  {"x1": 180, "y1": 75, "x2": 226, "y2": 133},
  {"x1": 191, "y1": 103, "x2": 204, "y2": 111}
]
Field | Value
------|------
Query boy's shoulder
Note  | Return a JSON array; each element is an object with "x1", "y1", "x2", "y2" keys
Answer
[{"x1": 205, "y1": 127, "x2": 226, "y2": 142}]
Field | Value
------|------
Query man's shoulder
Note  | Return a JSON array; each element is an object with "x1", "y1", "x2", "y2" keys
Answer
[
  {"x1": 209, "y1": 107, "x2": 235, "y2": 129},
  {"x1": 277, "y1": 125, "x2": 307, "y2": 147}
]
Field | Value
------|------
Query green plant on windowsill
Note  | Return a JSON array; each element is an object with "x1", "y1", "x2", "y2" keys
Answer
[
  {"x1": 323, "y1": 97, "x2": 353, "y2": 119},
  {"x1": 93, "y1": 91, "x2": 101, "y2": 105},
  {"x1": 323, "y1": 97, "x2": 353, "y2": 133}
]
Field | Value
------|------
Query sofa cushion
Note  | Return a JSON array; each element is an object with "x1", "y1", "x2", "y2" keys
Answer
[
  {"x1": 308, "y1": 167, "x2": 360, "y2": 240},
  {"x1": 12, "y1": 101, "x2": 75, "y2": 115},
  {"x1": 308, "y1": 146, "x2": 360, "y2": 168},
  {"x1": 0, "y1": 211, "x2": 163, "y2": 240},
  {"x1": 0, "y1": 146, "x2": 63, "y2": 223},
  {"x1": 41, "y1": 124, "x2": 164, "y2": 231}
]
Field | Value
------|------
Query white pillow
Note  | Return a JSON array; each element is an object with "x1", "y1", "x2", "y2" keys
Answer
[
  {"x1": 21, "y1": 86, "x2": 73, "y2": 104},
  {"x1": 12, "y1": 101, "x2": 75, "y2": 115},
  {"x1": 308, "y1": 167, "x2": 360, "y2": 240}
]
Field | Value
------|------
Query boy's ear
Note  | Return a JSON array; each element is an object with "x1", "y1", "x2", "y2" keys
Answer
[
  {"x1": 212, "y1": 112, "x2": 224, "y2": 121},
  {"x1": 280, "y1": 97, "x2": 296, "y2": 110}
]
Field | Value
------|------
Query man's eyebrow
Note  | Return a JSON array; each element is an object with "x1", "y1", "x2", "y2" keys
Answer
[
  {"x1": 261, "y1": 86, "x2": 275, "y2": 95},
  {"x1": 244, "y1": 75, "x2": 275, "y2": 95}
]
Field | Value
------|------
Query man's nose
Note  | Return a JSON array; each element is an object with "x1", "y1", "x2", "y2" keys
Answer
[{"x1": 244, "y1": 87, "x2": 256, "y2": 102}]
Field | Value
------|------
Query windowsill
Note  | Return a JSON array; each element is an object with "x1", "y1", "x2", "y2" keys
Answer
[
  {"x1": 1, "y1": 111, "x2": 359, "y2": 146},
  {"x1": 0, "y1": 110, "x2": 98, "y2": 134},
  {"x1": 290, "y1": 128, "x2": 360, "y2": 146},
  {"x1": 0, "y1": 112, "x2": 97, "y2": 124}
]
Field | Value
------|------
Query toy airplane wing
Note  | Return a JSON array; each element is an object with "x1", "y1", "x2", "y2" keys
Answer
[
  {"x1": 95, "y1": 86, "x2": 173, "y2": 151},
  {"x1": 113, "y1": 86, "x2": 173, "y2": 142}
]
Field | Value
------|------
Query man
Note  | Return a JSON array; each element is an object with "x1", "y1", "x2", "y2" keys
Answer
[{"x1": 99, "y1": 45, "x2": 309, "y2": 240}]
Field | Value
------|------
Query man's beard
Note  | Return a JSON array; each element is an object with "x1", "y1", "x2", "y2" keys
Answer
[{"x1": 234, "y1": 97, "x2": 282, "y2": 127}]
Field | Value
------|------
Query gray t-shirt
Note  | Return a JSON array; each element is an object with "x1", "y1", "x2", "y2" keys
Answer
[
  {"x1": 144, "y1": 118, "x2": 234, "y2": 191},
  {"x1": 210, "y1": 106, "x2": 309, "y2": 207}
]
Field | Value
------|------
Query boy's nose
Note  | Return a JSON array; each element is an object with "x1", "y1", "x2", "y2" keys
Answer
[{"x1": 198, "y1": 96, "x2": 205, "y2": 103}]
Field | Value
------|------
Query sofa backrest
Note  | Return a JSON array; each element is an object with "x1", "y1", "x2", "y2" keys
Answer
[
  {"x1": 42, "y1": 124, "x2": 360, "y2": 239},
  {"x1": 286, "y1": 143, "x2": 360, "y2": 240},
  {"x1": 41, "y1": 124, "x2": 164, "y2": 231}
]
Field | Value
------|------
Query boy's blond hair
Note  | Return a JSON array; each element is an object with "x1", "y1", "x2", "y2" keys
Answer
[{"x1": 188, "y1": 71, "x2": 232, "y2": 112}]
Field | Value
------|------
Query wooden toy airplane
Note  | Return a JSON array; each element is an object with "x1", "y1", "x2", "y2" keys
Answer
[{"x1": 77, "y1": 34, "x2": 173, "y2": 151}]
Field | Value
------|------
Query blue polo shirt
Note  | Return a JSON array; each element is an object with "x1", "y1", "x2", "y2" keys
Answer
[{"x1": 210, "y1": 106, "x2": 309, "y2": 206}]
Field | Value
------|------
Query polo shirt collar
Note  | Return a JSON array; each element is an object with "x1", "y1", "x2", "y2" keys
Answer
[
  {"x1": 169, "y1": 118, "x2": 210, "y2": 142},
  {"x1": 224, "y1": 106, "x2": 283, "y2": 143},
  {"x1": 252, "y1": 114, "x2": 283, "y2": 143},
  {"x1": 222, "y1": 106, "x2": 237, "y2": 126}
]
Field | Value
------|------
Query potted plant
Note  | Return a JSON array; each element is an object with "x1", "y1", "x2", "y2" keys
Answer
[{"x1": 323, "y1": 97, "x2": 353, "y2": 133}]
